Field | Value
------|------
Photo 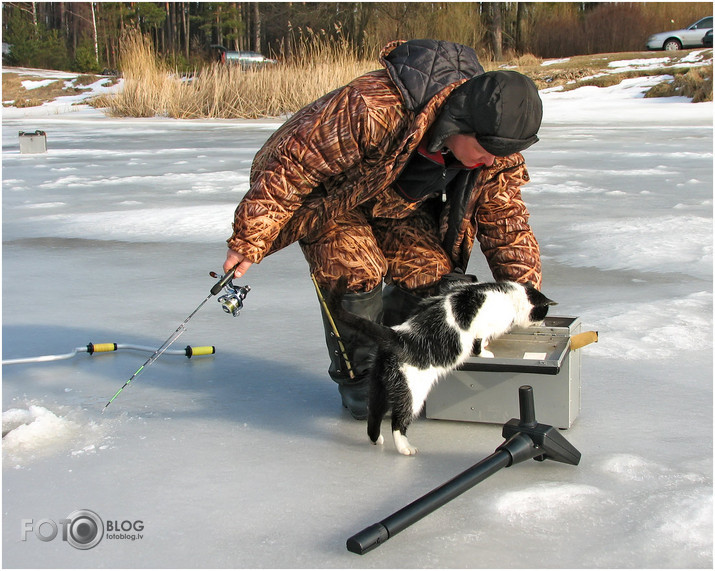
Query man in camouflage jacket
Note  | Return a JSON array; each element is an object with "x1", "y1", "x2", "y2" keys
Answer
[{"x1": 223, "y1": 39, "x2": 543, "y2": 418}]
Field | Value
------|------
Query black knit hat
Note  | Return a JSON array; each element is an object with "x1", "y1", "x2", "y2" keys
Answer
[{"x1": 427, "y1": 70, "x2": 543, "y2": 156}]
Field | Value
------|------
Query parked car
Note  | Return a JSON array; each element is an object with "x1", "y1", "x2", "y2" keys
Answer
[
  {"x1": 646, "y1": 16, "x2": 713, "y2": 51},
  {"x1": 210, "y1": 45, "x2": 277, "y2": 68},
  {"x1": 703, "y1": 29, "x2": 713, "y2": 48}
]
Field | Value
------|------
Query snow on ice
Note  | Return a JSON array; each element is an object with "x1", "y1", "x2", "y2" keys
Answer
[{"x1": 2, "y1": 61, "x2": 712, "y2": 568}]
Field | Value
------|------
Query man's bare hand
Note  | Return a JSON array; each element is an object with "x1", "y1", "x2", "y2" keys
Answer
[{"x1": 223, "y1": 249, "x2": 253, "y2": 278}]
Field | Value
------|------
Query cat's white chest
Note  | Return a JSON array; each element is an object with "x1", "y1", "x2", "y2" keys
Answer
[{"x1": 400, "y1": 364, "x2": 444, "y2": 416}]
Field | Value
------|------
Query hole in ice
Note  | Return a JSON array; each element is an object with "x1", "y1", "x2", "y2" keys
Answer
[{"x1": 2, "y1": 404, "x2": 112, "y2": 466}]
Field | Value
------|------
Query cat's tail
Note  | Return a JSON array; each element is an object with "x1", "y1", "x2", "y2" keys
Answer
[{"x1": 325, "y1": 277, "x2": 401, "y2": 346}]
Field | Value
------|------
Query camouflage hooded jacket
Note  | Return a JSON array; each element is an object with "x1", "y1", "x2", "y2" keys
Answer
[{"x1": 227, "y1": 39, "x2": 542, "y2": 289}]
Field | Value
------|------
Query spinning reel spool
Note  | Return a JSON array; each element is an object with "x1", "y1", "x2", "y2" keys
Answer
[{"x1": 209, "y1": 271, "x2": 251, "y2": 317}]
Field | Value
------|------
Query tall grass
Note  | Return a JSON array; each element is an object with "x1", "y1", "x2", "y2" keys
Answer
[
  {"x1": 103, "y1": 30, "x2": 376, "y2": 119},
  {"x1": 645, "y1": 65, "x2": 713, "y2": 103},
  {"x1": 99, "y1": 29, "x2": 712, "y2": 118}
]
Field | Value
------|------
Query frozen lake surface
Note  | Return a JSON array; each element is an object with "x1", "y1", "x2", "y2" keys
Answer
[{"x1": 2, "y1": 72, "x2": 713, "y2": 568}]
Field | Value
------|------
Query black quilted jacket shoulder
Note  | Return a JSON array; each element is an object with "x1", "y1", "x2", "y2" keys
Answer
[{"x1": 381, "y1": 39, "x2": 484, "y2": 111}]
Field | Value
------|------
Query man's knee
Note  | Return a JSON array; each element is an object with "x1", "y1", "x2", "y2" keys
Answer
[
  {"x1": 300, "y1": 219, "x2": 387, "y2": 292},
  {"x1": 389, "y1": 253, "x2": 453, "y2": 291}
]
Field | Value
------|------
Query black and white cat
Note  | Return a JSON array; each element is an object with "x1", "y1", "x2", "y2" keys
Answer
[{"x1": 328, "y1": 278, "x2": 556, "y2": 456}]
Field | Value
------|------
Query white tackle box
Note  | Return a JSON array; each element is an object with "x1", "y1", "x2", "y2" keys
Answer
[{"x1": 425, "y1": 316, "x2": 588, "y2": 429}]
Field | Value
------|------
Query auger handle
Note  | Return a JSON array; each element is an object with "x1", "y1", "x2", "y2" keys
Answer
[
  {"x1": 87, "y1": 342, "x2": 118, "y2": 354},
  {"x1": 184, "y1": 345, "x2": 216, "y2": 358}
]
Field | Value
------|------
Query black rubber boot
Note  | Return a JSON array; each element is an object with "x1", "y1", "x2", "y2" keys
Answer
[
  {"x1": 318, "y1": 284, "x2": 383, "y2": 420},
  {"x1": 381, "y1": 283, "x2": 425, "y2": 327}
]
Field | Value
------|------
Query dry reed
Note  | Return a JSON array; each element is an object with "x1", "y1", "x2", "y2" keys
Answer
[
  {"x1": 98, "y1": 31, "x2": 713, "y2": 118},
  {"x1": 103, "y1": 30, "x2": 376, "y2": 119},
  {"x1": 645, "y1": 65, "x2": 713, "y2": 103}
]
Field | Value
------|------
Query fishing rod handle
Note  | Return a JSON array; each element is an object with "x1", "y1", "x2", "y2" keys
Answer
[{"x1": 211, "y1": 263, "x2": 240, "y2": 296}]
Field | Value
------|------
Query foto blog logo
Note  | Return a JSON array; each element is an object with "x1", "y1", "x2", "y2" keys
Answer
[
  {"x1": 20, "y1": 509, "x2": 144, "y2": 550},
  {"x1": 21, "y1": 509, "x2": 104, "y2": 550}
]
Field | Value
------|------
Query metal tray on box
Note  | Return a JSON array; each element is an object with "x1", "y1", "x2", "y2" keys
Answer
[{"x1": 460, "y1": 316, "x2": 575, "y2": 375}]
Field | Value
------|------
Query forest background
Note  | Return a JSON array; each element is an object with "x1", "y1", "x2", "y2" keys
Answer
[{"x1": 3, "y1": 1, "x2": 713, "y2": 73}]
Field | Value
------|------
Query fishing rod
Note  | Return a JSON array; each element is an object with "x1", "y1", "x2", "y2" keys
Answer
[
  {"x1": 2, "y1": 343, "x2": 216, "y2": 366},
  {"x1": 102, "y1": 264, "x2": 250, "y2": 412},
  {"x1": 310, "y1": 274, "x2": 355, "y2": 380}
]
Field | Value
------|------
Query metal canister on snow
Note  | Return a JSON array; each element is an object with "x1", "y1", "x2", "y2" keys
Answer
[{"x1": 19, "y1": 130, "x2": 47, "y2": 154}]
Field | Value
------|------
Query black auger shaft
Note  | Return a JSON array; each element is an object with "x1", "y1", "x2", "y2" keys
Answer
[
  {"x1": 347, "y1": 447, "x2": 515, "y2": 554},
  {"x1": 347, "y1": 386, "x2": 581, "y2": 555}
]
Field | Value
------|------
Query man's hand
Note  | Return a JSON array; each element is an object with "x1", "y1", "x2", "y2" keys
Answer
[{"x1": 223, "y1": 248, "x2": 253, "y2": 278}]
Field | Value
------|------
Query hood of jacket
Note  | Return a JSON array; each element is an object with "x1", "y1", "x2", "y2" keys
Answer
[{"x1": 380, "y1": 39, "x2": 484, "y2": 112}]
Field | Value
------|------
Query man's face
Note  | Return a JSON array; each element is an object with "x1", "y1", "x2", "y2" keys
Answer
[{"x1": 444, "y1": 134, "x2": 496, "y2": 167}]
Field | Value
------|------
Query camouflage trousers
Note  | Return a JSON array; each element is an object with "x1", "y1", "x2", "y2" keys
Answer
[{"x1": 300, "y1": 207, "x2": 453, "y2": 292}]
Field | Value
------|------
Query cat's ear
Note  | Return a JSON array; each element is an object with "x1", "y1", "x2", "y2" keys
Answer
[
  {"x1": 536, "y1": 291, "x2": 558, "y2": 306},
  {"x1": 524, "y1": 283, "x2": 558, "y2": 306}
]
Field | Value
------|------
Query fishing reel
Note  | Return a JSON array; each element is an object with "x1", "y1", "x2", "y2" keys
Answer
[
  {"x1": 219, "y1": 283, "x2": 250, "y2": 316},
  {"x1": 209, "y1": 271, "x2": 251, "y2": 317}
]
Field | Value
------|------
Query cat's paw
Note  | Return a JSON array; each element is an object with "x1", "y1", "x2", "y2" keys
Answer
[
  {"x1": 393, "y1": 430, "x2": 418, "y2": 456},
  {"x1": 479, "y1": 348, "x2": 494, "y2": 358},
  {"x1": 371, "y1": 434, "x2": 384, "y2": 445},
  {"x1": 397, "y1": 445, "x2": 418, "y2": 456}
]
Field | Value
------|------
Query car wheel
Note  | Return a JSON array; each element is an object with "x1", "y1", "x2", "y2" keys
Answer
[{"x1": 663, "y1": 39, "x2": 682, "y2": 50}]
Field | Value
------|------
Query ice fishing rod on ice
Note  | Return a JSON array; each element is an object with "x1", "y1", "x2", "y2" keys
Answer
[
  {"x1": 102, "y1": 264, "x2": 251, "y2": 412},
  {"x1": 2, "y1": 343, "x2": 216, "y2": 366}
]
